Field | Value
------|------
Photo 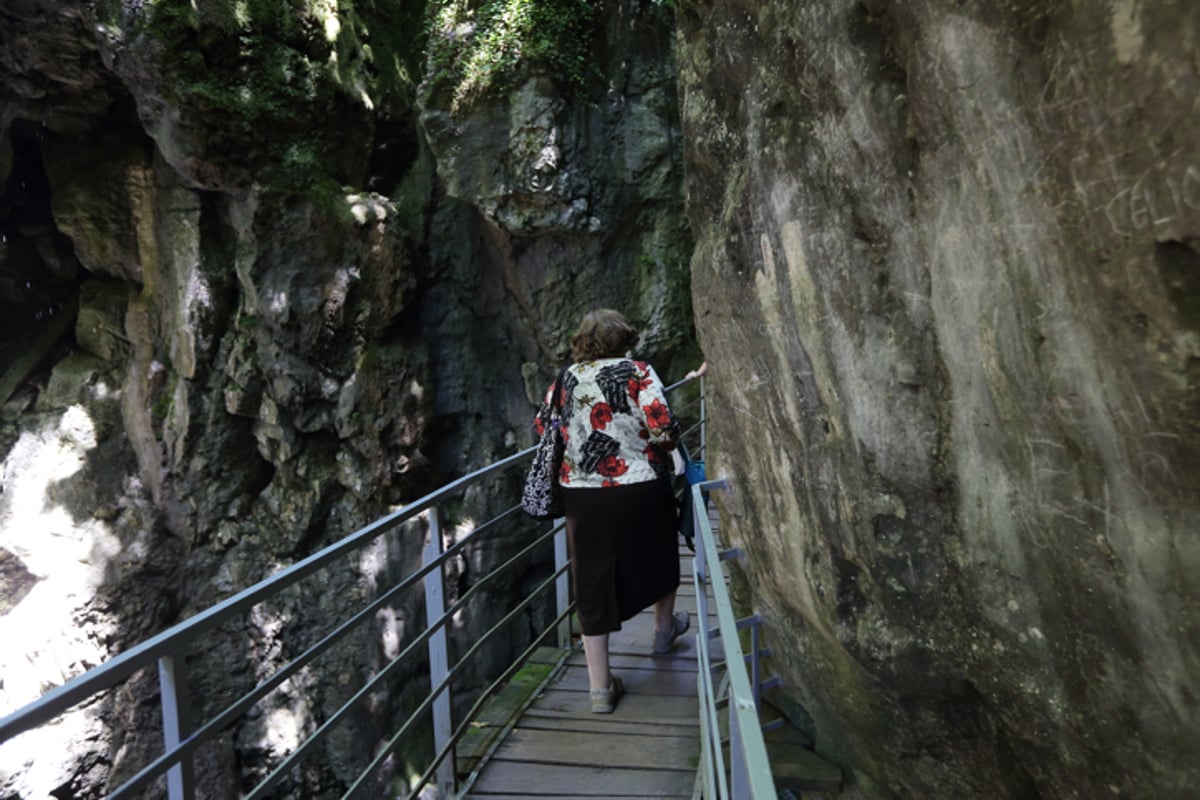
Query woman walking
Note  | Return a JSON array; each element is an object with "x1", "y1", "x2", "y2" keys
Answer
[{"x1": 537, "y1": 309, "x2": 690, "y2": 714}]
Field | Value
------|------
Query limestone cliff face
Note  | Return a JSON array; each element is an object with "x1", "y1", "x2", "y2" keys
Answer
[
  {"x1": 678, "y1": 0, "x2": 1198, "y2": 797},
  {"x1": 0, "y1": 0, "x2": 691, "y2": 796}
]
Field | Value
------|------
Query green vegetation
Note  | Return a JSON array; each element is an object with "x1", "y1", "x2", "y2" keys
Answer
[
  {"x1": 86, "y1": 0, "x2": 604, "y2": 187},
  {"x1": 425, "y1": 0, "x2": 599, "y2": 113},
  {"x1": 120, "y1": 0, "x2": 429, "y2": 192}
]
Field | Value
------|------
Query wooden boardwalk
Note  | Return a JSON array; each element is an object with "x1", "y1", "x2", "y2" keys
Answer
[{"x1": 462, "y1": 546, "x2": 712, "y2": 799}]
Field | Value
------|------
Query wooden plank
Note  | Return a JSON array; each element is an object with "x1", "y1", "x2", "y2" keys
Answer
[
  {"x1": 465, "y1": 794, "x2": 690, "y2": 800},
  {"x1": 521, "y1": 706, "x2": 699, "y2": 731},
  {"x1": 552, "y1": 664, "x2": 698, "y2": 697},
  {"x1": 529, "y1": 688, "x2": 698, "y2": 723},
  {"x1": 564, "y1": 651, "x2": 701, "y2": 674},
  {"x1": 467, "y1": 760, "x2": 695, "y2": 797},
  {"x1": 516, "y1": 714, "x2": 697, "y2": 737},
  {"x1": 487, "y1": 727, "x2": 697, "y2": 772},
  {"x1": 463, "y1": 548, "x2": 706, "y2": 799},
  {"x1": 658, "y1": 595, "x2": 716, "y2": 621},
  {"x1": 609, "y1": 627, "x2": 697, "y2": 658}
]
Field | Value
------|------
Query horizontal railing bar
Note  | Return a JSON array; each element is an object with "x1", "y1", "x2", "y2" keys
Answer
[
  {"x1": 253, "y1": 519, "x2": 565, "y2": 799},
  {"x1": 428, "y1": 520, "x2": 558, "y2": 626},
  {"x1": 0, "y1": 446, "x2": 539, "y2": 745},
  {"x1": 244, "y1": 583, "x2": 472, "y2": 799},
  {"x1": 247, "y1": 527, "x2": 560, "y2": 800},
  {"x1": 113, "y1": 511, "x2": 544, "y2": 798},
  {"x1": 415, "y1": 603, "x2": 576, "y2": 797},
  {"x1": 742, "y1": 649, "x2": 774, "y2": 663},
  {"x1": 735, "y1": 614, "x2": 764, "y2": 630},
  {"x1": 436, "y1": 563, "x2": 571, "y2": 696},
  {"x1": 105, "y1": 512, "x2": 505, "y2": 800},
  {"x1": 111, "y1": 510, "x2": 552, "y2": 796},
  {"x1": 454, "y1": 502, "x2": 524, "y2": 541},
  {"x1": 668, "y1": 395, "x2": 701, "y2": 416},
  {"x1": 424, "y1": 527, "x2": 558, "y2": 660},
  {"x1": 10, "y1": 373, "x2": 701, "y2": 794},
  {"x1": 664, "y1": 374, "x2": 701, "y2": 394},
  {"x1": 342, "y1": 562, "x2": 570, "y2": 798}
]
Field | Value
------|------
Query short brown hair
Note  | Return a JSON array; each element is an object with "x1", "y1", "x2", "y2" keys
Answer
[{"x1": 571, "y1": 309, "x2": 638, "y2": 361}]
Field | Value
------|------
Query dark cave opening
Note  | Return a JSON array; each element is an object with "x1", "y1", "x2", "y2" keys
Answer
[{"x1": 0, "y1": 119, "x2": 87, "y2": 405}]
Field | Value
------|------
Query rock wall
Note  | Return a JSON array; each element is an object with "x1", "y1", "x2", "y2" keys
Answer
[
  {"x1": 678, "y1": 0, "x2": 1198, "y2": 797},
  {"x1": 0, "y1": 0, "x2": 693, "y2": 796}
]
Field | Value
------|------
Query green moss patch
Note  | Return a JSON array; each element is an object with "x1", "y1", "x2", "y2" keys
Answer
[
  {"x1": 131, "y1": 0, "x2": 429, "y2": 191},
  {"x1": 425, "y1": 0, "x2": 599, "y2": 114}
]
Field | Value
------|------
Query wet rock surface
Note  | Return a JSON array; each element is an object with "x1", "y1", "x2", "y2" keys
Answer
[
  {"x1": 678, "y1": 1, "x2": 1199, "y2": 797},
  {"x1": 0, "y1": 1, "x2": 693, "y2": 796}
]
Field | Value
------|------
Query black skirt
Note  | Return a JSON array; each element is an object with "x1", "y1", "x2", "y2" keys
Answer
[{"x1": 563, "y1": 479, "x2": 681, "y2": 636}]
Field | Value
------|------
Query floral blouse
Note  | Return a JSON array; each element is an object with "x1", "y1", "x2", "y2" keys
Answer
[{"x1": 535, "y1": 358, "x2": 679, "y2": 488}]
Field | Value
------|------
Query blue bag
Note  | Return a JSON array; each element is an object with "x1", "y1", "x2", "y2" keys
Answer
[{"x1": 674, "y1": 443, "x2": 707, "y2": 552}]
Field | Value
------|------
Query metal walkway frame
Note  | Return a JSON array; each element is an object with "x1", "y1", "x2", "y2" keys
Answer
[
  {"x1": 0, "y1": 374, "x2": 784, "y2": 798},
  {"x1": 0, "y1": 442, "x2": 570, "y2": 799},
  {"x1": 692, "y1": 478, "x2": 782, "y2": 800}
]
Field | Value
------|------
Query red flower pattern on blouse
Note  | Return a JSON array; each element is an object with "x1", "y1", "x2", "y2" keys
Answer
[
  {"x1": 535, "y1": 358, "x2": 676, "y2": 489},
  {"x1": 627, "y1": 374, "x2": 652, "y2": 399},
  {"x1": 590, "y1": 403, "x2": 613, "y2": 430},
  {"x1": 596, "y1": 455, "x2": 629, "y2": 478},
  {"x1": 643, "y1": 399, "x2": 671, "y2": 431}
]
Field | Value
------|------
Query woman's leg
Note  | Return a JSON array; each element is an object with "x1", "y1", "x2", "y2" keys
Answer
[
  {"x1": 582, "y1": 633, "x2": 611, "y2": 690},
  {"x1": 652, "y1": 592, "x2": 690, "y2": 654},
  {"x1": 585, "y1": 631, "x2": 623, "y2": 713},
  {"x1": 653, "y1": 592, "x2": 677, "y2": 633}
]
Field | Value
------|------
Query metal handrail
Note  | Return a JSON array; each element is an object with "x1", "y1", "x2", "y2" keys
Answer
[
  {"x1": 0, "y1": 446, "x2": 562, "y2": 798},
  {"x1": 693, "y1": 476, "x2": 779, "y2": 799},
  {"x1": 0, "y1": 373, "x2": 705, "y2": 799},
  {"x1": 0, "y1": 444, "x2": 536, "y2": 743}
]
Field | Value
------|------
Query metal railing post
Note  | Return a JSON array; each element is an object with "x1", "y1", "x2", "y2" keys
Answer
[
  {"x1": 554, "y1": 519, "x2": 571, "y2": 649},
  {"x1": 423, "y1": 507, "x2": 454, "y2": 799},
  {"x1": 158, "y1": 654, "x2": 194, "y2": 800},
  {"x1": 730, "y1": 705, "x2": 749, "y2": 800},
  {"x1": 1, "y1": 442, "x2": 585, "y2": 799},
  {"x1": 750, "y1": 624, "x2": 761, "y2": 710}
]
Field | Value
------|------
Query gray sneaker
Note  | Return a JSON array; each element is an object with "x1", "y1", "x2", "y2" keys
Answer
[
  {"x1": 652, "y1": 611, "x2": 690, "y2": 654},
  {"x1": 590, "y1": 675, "x2": 624, "y2": 714}
]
